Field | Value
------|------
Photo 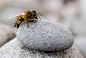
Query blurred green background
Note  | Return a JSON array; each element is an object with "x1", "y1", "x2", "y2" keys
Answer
[{"x1": 0, "y1": 0, "x2": 86, "y2": 58}]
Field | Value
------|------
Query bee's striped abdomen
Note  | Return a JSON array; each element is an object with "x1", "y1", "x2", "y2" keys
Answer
[
  {"x1": 13, "y1": 18, "x2": 18, "y2": 27},
  {"x1": 13, "y1": 18, "x2": 24, "y2": 29}
]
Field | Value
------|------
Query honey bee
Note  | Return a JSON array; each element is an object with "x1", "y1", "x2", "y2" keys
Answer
[{"x1": 9, "y1": 10, "x2": 42, "y2": 29}]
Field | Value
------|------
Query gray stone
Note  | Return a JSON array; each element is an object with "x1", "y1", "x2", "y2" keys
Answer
[
  {"x1": 0, "y1": 38, "x2": 83, "y2": 58},
  {"x1": 0, "y1": 23, "x2": 16, "y2": 47},
  {"x1": 75, "y1": 36, "x2": 86, "y2": 58},
  {"x1": 17, "y1": 20, "x2": 74, "y2": 51}
]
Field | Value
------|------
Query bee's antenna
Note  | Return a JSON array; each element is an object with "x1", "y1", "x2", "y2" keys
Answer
[
  {"x1": 37, "y1": 13, "x2": 43, "y2": 16},
  {"x1": 37, "y1": 13, "x2": 43, "y2": 20}
]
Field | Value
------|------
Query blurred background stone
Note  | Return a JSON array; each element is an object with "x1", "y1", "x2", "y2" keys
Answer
[
  {"x1": 0, "y1": 38, "x2": 83, "y2": 58},
  {"x1": 0, "y1": 23, "x2": 16, "y2": 47},
  {"x1": 75, "y1": 36, "x2": 86, "y2": 58}
]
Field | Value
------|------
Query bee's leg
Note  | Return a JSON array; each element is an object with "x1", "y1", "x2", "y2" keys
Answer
[
  {"x1": 24, "y1": 17, "x2": 29, "y2": 27},
  {"x1": 33, "y1": 20, "x2": 36, "y2": 23},
  {"x1": 17, "y1": 28, "x2": 18, "y2": 30},
  {"x1": 26, "y1": 22, "x2": 29, "y2": 27},
  {"x1": 16, "y1": 25, "x2": 18, "y2": 31},
  {"x1": 33, "y1": 18, "x2": 36, "y2": 23},
  {"x1": 24, "y1": 21, "x2": 29, "y2": 26},
  {"x1": 16, "y1": 28, "x2": 18, "y2": 31},
  {"x1": 37, "y1": 13, "x2": 42, "y2": 20},
  {"x1": 32, "y1": 17, "x2": 36, "y2": 23}
]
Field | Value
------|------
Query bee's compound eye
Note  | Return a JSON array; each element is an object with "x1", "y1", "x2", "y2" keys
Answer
[{"x1": 32, "y1": 11, "x2": 36, "y2": 16}]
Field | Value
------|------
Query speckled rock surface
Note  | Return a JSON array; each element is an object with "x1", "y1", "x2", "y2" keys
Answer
[
  {"x1": 0, "y1": 38, "x2": 83, "y2": 58},
  {"x1": 17, "y1": 20, "x2": 74, "y2": 51}
]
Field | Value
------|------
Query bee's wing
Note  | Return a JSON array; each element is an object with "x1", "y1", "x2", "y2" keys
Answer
[
  {"x1": 8, "y1": 13, "x2": 27, "y2": 19},
  {"x1": 8, "y1": 14, "x2": 22, "y2": 19}
]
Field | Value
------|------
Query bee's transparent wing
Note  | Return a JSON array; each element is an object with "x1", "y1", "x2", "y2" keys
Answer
[
  {"x1": 8, "y1": 13, "x2": 26, "y2": 19},
  {"x1": 8, "y1": 15, "x2": 20, "y2": 19}
]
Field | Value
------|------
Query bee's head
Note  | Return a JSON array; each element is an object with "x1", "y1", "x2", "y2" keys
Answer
[
  {"x1": 24, "y1": 10, "x2": 38, "y2": 19},
  {"x1": 32, "y1": 10, "x2": 37, "y2": 16}
]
